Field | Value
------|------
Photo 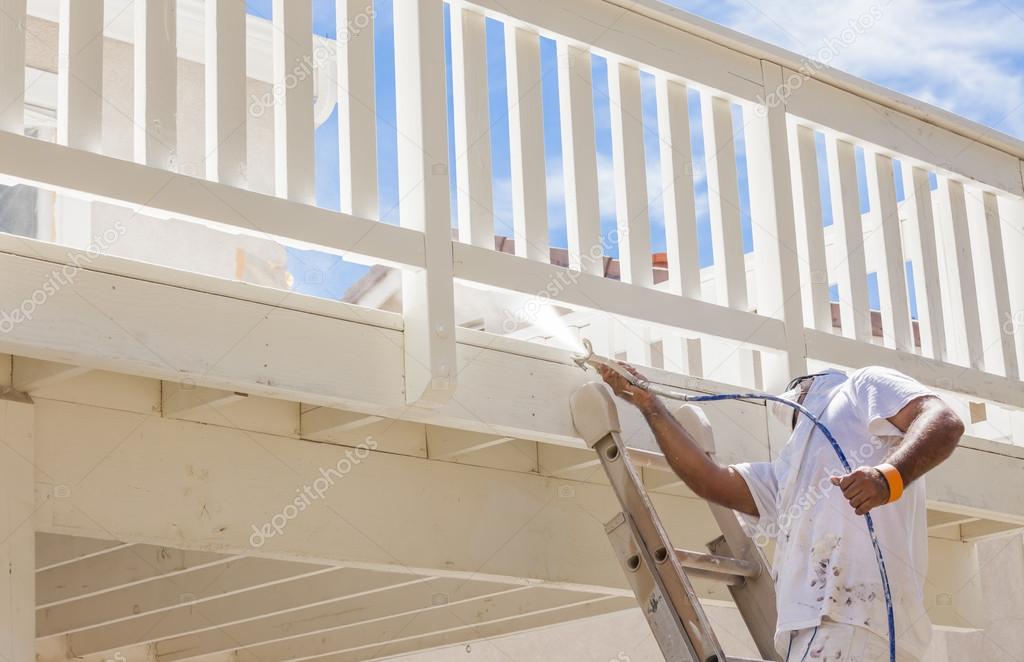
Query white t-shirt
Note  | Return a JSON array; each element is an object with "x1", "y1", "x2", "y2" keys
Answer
[{"x1": 734, "y1": 366, "x2": 936, "y2": 660}]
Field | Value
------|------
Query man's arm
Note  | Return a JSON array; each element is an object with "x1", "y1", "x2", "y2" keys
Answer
[
  {"x1": 832, "y1": 394, "x2": 964, "y2": 515},
  {"x1": 598, "y1": 364, "x2": 759, "y2": 517}
]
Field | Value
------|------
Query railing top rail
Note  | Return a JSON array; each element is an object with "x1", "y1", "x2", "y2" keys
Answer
[{"x1": 601, "y1": 0, "x2": 1024, "y2": 163}]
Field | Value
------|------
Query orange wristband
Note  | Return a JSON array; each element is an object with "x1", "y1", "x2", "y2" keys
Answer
[{"x1": 876, "y1": 464, "x2": 904, "y2": 503}]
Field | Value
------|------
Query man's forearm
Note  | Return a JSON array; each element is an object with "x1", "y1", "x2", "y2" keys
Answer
[{"x1": 638, "y1": 398, "x2": 758, "y2": 516}]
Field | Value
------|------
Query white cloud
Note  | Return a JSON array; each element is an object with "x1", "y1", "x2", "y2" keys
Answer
[{"x1": 667, "y1": 0, "x2": 1024, "y2": 139}]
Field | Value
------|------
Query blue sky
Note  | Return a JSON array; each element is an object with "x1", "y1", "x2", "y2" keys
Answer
[{"x1": 252, "y1": 0, "x2": 1024, "y2": 314}]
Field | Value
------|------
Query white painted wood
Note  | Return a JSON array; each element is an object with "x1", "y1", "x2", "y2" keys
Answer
[
  {"x1": 505, "y1": 23, "x2": 549, "y2": 261},
  {"x1": 784, "y1": 71, "x2": 1024, "y2": 198},
  {"x1": 789, "y1": 124, "x2": 832, "y2": 332},
  {"x1": 31, "y1": 398, "x2": 720, "y2": 592},
  {"x1": 393, "y1": 0, "x2": 458, "y2": 406},
  {"x1": 824, "y1": 136, "x2": 871, "y2": 341},
  {"x1": 57, "y1": 0, "x2": 103, "y2": 151},
  {"x1": 450, "y1": 5, "x2": 492, "y2": 247},
  {"x1": 11, "y1": 358, "x2": 89, "y2": 392},
  {"x1": 272, "y1": 0, "x2": 315, "y2": 203},
  {"x1": 942, "y1": 179, "x2": 984, "y2": 370},
  {"x1": 0, "y1": 132, "x2": 424, "y2": 268},
  {"x1": 0, "y1": 392, "x2": 33, "y2": 662},
  {"x1": 301, "y1": 407, "x2": 383, "y2": 436},
  {"x1": 901, "y1": 164, "x2": 947, "y2": 361},
  {"x1": 701, "y1": 94, "x2": 746, "y2": 309},
  {"x1": 337, "y1": 0, "x2": 378, "y2": 219},
  {"x1": 66, "y1": 568, "x2": 423, "y2": 654},
  {"x1": 656, "y1": 77, "x2": 699, "y2": 299},
  {"x1": 134, "y1": 0, "x2": 177, "y2": 169},
  {"x1": 163, "y1": 384, "x2": 249, "y2": 419},
  {"x1": 979, "y1": 192, "x2": 1019, "y2": 379},
  {"x1": 744, "y1": 62, "x2": 808, "y2": 390},
  {"x1": 427, "y1": 426, "x2": 516, "y2": 460},
  {"x1": 608, "y1": 61, "x2": 652, "y2": 288},
  {"x1": 35, "y1": 533, "x2": 127, "y2": 571},
  {"x1": 0, "y1": 0, "x2": 26, "y2": 133},
  {"x1": 864, "y1": 150, "x2": 913, "y2": 352},
  {"x1": 454, "y1": 243, "x2": 788, "y2": 354},
  {"x1": 462, "y1": 0, "x2": 765, "y2": 103},
  {"x1": 558, "y1": 41, "x2": 602, "y2": 275},
  {"x1": 204, "y1": 0, "x2": 247, "y2": 187}
]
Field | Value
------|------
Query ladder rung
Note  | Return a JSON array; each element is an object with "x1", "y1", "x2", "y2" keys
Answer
[{"x1": 675, "y1": 548, "x2": 760, "y2": 579}]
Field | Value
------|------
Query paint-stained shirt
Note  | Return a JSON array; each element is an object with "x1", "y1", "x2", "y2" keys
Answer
[{"x1": 733, "y1": 366, "x2": 936, "y2": 660}]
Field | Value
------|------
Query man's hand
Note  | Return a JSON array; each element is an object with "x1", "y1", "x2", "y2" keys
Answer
[
  {"x1": 830, "y1": 467, "x2": 890, "y2": 515},
  {"x1": 597, "y1": 362, "x2": 656, "y2": 411}
]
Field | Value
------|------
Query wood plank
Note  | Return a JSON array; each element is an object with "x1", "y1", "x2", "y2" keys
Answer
[
  {"x1": 789, "y1": 124, "x2": 832, "y2": 332},
  {"x1": 162, "y1": 384, "x2": 249, "y2": 419},
  {"x1": 272, "y1": 0, "x2": 315, "y2": 202},
  {"x1": 558, "y1": 41, "x2": 602, "y2": 275},
  {"x1": 35, "y1": 533, "x2": 126, "y2": 571},
  {"x1": 941, "y1": 179, "x2": 984, "y2": 370},
  {"x1": 12, "y1": 358, "x2": 90, "y2": 392},
  {"x1": 204, "y1": 0, "x2": 247, "y2": 187},
  {"x1": 0, "y1": 132, "x2": 425, "y2": 268},
  {"x1": 901, "y1": 163, "x2": 947, "y2": 361},
  {"x1": 393, "y1": 0, "x2": 458, "y2": 406},
  {"x1": 133, "y1": 0, "x2": 177, "y2": 169},
  {"x1": 701, "y1": 94, "x2": 746, "y2": 309},
  {"x1": 864, "y1": 150, "x2": 913, "y2": 352},
  {"x1": 337, "y1": 0, "x2": 378, "y2": 218},
  {"x1": 824, "y1": 135, "x2": 870, "y2": 341},
  {"x1": 57, "y1": 0, "x2": 103, "y2": 151},
  {"x1": 0, "y1": 0, "x2": 26, "y2": 133},
  {"x1": 0, "y1": 392, "x2": 33, "y2": 660},
  {"x1": 656, "y1": 77, "x2": 699, "y2": 299},
  {"x1": 979, "y1": 192, "x2": 1019, "y2": 379},
  {"x1": 743, "y1": 62, "x2": 807, "y2": 390},
  {"x1": 450, "y1": 6, "x2": 492, "y2": 247},
  {"x1": 505, "y1": 23, "x2": 549, "y2": 261},
  {"x1": 608, "y1": 61, "x2": 651, "y2": 288}
]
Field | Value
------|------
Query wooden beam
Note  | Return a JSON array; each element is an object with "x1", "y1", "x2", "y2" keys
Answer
[
  {"x1": 427, "y1": 426, "x2": 517, "y2": 461},
  {"x1": 65, "y1": 568, "x2": 427, "y2": 655},
  {"x1": 162, "y1": 383, "x2": 249, "y2": 419},
  {"x1": 204, "y1": 0, "x2": 247, "y2": 186},
  {"x1": 38, "y1": 557, "x2": 328, "y2": 638},
  {"x1": 393, "y1": 0, "x2": 458, "y2": 406},
  {"x1": 12, "y1": 358, "x2": 90, "y2": 392},
  {"x1": 300, "y1": 407, "x2": 384, "y2": 436},
  {"x1": 133, "y1": 0, "x2": 177, "y2": 169},
  {"x1": 35, "y1": 533, "x2": 127, "y2": 572},
  {"x1": 57, "y1": 0, "x2": 103, "y2": 151},
  {"x1": 959, "y1": 520, "x2": 1023, "y2": 543},
  {"x1": 0, "y1": 389, "x2": 34, "y2": 661}
]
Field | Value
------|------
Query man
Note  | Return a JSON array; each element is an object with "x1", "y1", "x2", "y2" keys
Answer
[{"x1": 599, "y1": 364, "x2": 964, "y2": 662}]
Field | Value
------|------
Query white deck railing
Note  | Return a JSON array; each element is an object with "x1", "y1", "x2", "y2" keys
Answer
[{"x1": 1, "y1": 0, "x2": 1022, "y2": 412}]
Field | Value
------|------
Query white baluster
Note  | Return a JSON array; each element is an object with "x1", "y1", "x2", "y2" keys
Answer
[
  {"x1": 979, "y1": 192, "x2": 1019, "y2": 378},
  {"x1": 901, "y1": 164, "x2": 947, "y2": 361},
  {"x1": 865, "y1": 151, "x2": 913, "y2": 352},
  {"x1": 205, "y1": 0, "x2": 247, "y2": 187},
  {"x1": 58, "y1": 0, "x2": 103, "y2": 151},
  {"x1": 338, "y1": 0, "x2": 378, "y2": 218},
  {"x1": 824, "y1": 136, "x2": 870, "y2": 341},
  {"x1": 789, "y1": 124, "x2": 832, "y2": 332},
  {"x1": 940, "y1": 178, "x2": 984, "y2": 369},
  {"x1": 134, "y1": 0, "x2": 177, "y2": 169},
  {"x1": 272, "y1": 0, "x2": 315, "y2": 203}
]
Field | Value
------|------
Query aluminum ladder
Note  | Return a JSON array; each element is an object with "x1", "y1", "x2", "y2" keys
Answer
[{"x1": 570, "y1": 382, "x2": 781, "y2": 662}]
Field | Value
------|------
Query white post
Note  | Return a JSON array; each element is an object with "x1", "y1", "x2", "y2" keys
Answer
[
  {"x1": 941, "y1": 178, "x2": 984, "y2": 370},
  {"x1": 789, "y1": 124, "x2": 832, "y2": 332},
  {"x1": 901, "y1": 164, "x2": 947, "y2": 361},
  {"x1": 558, "y1": 42, "x2": 601, "y2": 275},
  {"x1": 338, "y1": 0, "x2": 378, "y2": 219},
  {"x1": 825, "y1": 135, "x2": 871, "y2": 341},
  {"x1": 745, "y1": 62, "x2": 807, "y2": 391},
  {"x1": 505, "y1": 24, "x2": 548, "y2": 261},
  {"x1": 134, "y1": 0, "x2": 177, "y2": 169},
  {"x1": 58, "y1": 0, "x2": 103, "y2": 151},
  {"x1": 450, "y1": 5, "x2": 492, "y2": 246},
  {"x1": 0, "y1": 0, "x2": 26, "y2": 134},
  {"x1": 205, "y1": 0, "x2": 247, "y2": 187},
  {"x1": 272, "y1": 0, "x2": 315, "y2": 203},
  {"x1": 0, "y1": 390, "x2": 34, "y2": 661},
  {"x1": 393, "y1": 0, "x2": 457, "y2": 406}
]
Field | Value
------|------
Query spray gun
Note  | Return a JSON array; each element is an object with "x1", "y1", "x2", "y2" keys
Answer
[{"x1": 571, "y1": 337, "x2": 898, "y2": 662}]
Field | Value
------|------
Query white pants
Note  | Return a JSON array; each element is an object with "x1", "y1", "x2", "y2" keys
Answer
[{"x1": 784, "y1": 621, "x2": 919, "y2": 662}]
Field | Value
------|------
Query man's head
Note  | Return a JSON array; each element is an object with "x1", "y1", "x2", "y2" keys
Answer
[{"x1": 770, "y1": 372, "x2": 831, "y2": 429}]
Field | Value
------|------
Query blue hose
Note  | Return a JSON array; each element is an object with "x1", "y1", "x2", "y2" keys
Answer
[{"x1": 677, "y1": 392, "x2": 897, "y2": 662}]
